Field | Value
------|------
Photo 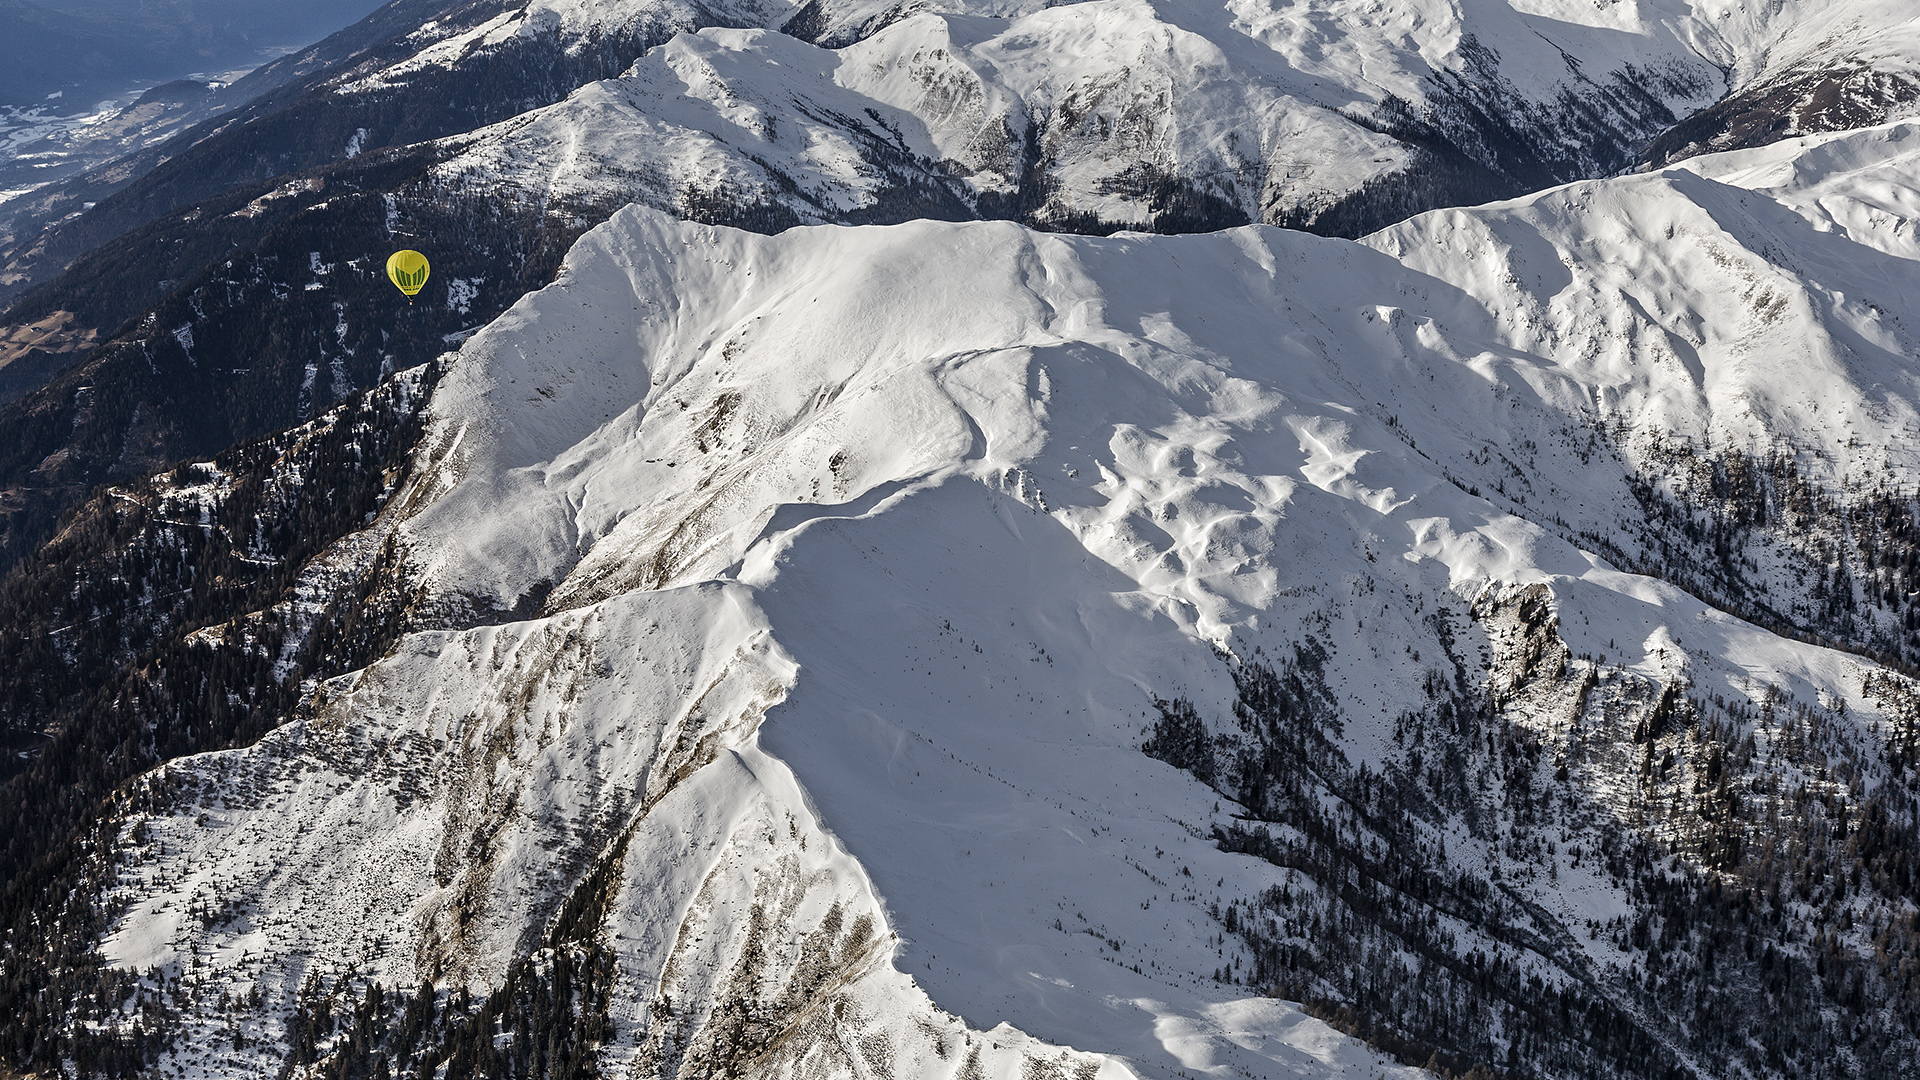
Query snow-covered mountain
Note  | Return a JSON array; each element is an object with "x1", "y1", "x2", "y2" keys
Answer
[
  {"x1": 10, "y1": 0, "x2": 1913, "y2": 345},
  {"x1": 23, "y1": 118, "x2": 1913, "y2": 1080},
  {"x1": 3, "y1": 0, "x2": 1900, "y2": 442},
  {"x1": 0, "y1": 0, "x2": 781, "y2": 307},
  {"x1": 6, "y1": 2, "x2": 1920, "y2": 1078},
  {"x1": 423, "y1": 0, "x2": 1920, "y2": 237},
  {"x1": 0, "y1": 0, "x2": 487, "y2": 253},
  {"x1": 6, "y1": 0, "x2": 1908, "y2": 532}
]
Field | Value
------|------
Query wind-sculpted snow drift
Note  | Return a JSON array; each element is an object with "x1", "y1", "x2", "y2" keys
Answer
[{"x1": 88, "y1": 122, "x2": 1920, "y2": 1078}]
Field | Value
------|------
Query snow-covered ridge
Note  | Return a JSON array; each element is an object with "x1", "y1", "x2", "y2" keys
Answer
[
  {"x1": 423, "y1": 0, "x2": 1695, "y2": 232},
  {"x1": 413, "y1": 119, "x2": 1920, "y2": 615},
  {"x1": 98, "y1": 120, "x2": 1920, "y2": 1078},
  {"x1": 416, "y1": 0, "x2": 1920, "y2": 234}
]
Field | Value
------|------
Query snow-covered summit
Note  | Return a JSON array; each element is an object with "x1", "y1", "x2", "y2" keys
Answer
[
  {"x1": 409, "y1": 117, "x2": 1920, "y2": 617},
  {"x1": 1644, "y1": 0, "x2": 1920, "y2": 163},
  {"x1": 88, "y1": 116, "x2": 1920, "y2": 1080}
]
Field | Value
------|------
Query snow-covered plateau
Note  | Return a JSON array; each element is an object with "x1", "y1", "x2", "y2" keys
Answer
[{"x1": 74, "y1": 119, "x2": 1920, "y2": 1079}]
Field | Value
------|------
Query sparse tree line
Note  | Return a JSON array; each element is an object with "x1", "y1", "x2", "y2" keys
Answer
[
  {"x1": 1576, "y1": 438, "x2": 1920, "y2": 678},
  {"x1": 1144, "y1": 583, "x2": 1920, "y2": 1080},
  {"x1": 0, "y1": 366, "x2": 438, "y2": 1077}
]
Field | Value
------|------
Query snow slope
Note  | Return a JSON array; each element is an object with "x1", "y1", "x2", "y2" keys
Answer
[{"x1": 95, "y1": 121, "x2": 1920, "y2": 1077}]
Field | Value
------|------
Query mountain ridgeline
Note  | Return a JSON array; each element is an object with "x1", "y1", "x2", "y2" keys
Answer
[
  {"x1": 0, "y1": 0, "x2": 1902, "y2": 590},
  {"x1": 3, "y1": 2, "x2": 1920, "y2": 1080}
]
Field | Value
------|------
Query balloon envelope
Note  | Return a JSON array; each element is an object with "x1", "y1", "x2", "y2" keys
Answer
[{"x1": 387, "y1": 250, "x2": 430, "y2": 297}]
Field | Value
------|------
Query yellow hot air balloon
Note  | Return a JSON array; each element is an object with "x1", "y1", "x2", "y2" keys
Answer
[{"x1": 386, "y1": 249, "x2": 430, "y2": 301}]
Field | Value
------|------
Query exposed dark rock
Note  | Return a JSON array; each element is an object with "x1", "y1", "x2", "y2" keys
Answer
[{"x1": 1645, "y1": 62, "x2": 1920, "y2": 168}]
